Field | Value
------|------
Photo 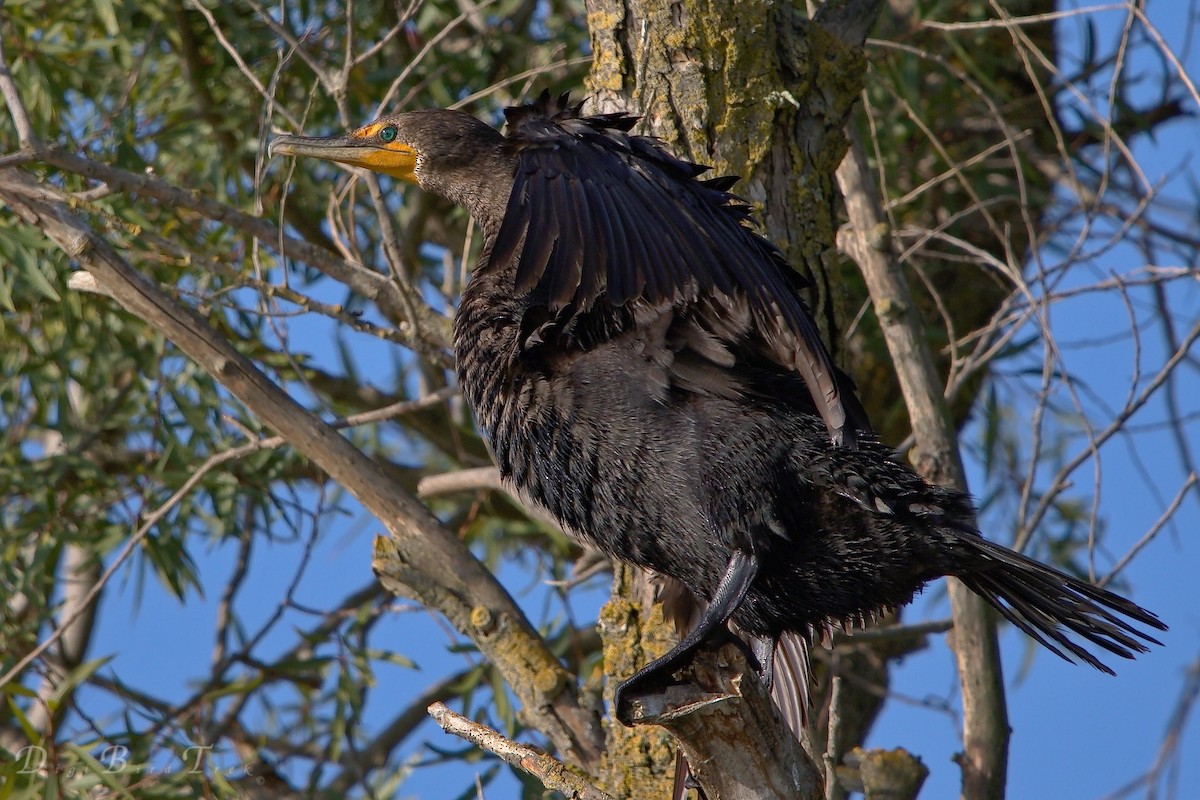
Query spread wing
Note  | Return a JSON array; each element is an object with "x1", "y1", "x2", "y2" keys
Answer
[{"x1": 489, "y1": 94, "x2": 870, "y2": 446}]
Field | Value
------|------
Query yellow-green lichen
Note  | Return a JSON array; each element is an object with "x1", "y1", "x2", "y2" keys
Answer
[{"x1": 470, "y1": 604, "x2": 495, "y2": 633}]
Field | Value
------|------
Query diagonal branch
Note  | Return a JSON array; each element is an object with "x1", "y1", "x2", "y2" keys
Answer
[
  {"x1": 0, "y1": 165, "x2": 603, "y2": 770},
  {"x1": 429, "y1": 702, "x2": 616, "y2": 800}
]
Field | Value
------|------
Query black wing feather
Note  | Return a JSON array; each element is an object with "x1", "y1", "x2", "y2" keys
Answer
[
  {"x1": 490, "y1": 169, "x2": 530, "y2": 275},
  {"x1": 573, "y1": 181, "x2": 605, "y2": 304},
  {"x1": 516, "y1": 170, "x2": 559, "y2": 298},
  {"x1": 545, "y1": 164, "x2": 582, "y2": 306},
  {"x1": 596, "y1": 180, "x2": 646, "y2": 305},
  {"x1": 493, "y1": 92, "x2": 868, "y2": 444}
]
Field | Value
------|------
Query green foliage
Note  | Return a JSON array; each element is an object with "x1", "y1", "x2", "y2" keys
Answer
[{"x1": 1, "y1": 1, "x2": 590, "y2": 796}]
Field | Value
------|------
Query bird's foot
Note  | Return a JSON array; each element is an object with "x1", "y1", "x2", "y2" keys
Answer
[
  {"x1": 616, "y1": 549, "x2": 761, "y2": 725},
  {"x1": 614, "y1": 628, "x2": 760, "y2": 725}
]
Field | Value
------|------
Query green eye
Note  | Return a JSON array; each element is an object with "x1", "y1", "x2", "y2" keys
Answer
[{"x1": 379, "y1": 125, "x2": 398, "y2": 143}]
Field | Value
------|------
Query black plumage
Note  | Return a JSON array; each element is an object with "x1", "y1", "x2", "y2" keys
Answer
[
  {"x1": 486, "y1": 97, "x2": 871, "y2": 448},
  {"x1": 271, "y1": 92, "x2": 1165, "y2": 740}
]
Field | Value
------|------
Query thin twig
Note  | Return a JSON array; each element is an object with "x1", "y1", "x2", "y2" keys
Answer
[
  {"x1": 0, "y1": 22, "x2": 38, "y2": 149},
  {"x1": 428, "y1": 703, "x2": 615, "y2": 800},
  {"x1": 448, "y1": 56, "x2": 594, "y2": 110},
  {"x1": 186, "y1": 0, "x2": 301, "y2": 128},
  {"x1": 922, "y1": 4, "x2": 1129, "y2": 31},
  {"x1": 371, "y1": 0, "x2": 502, "y2": 118},
  {"x1": 1100, "y1": 473, "x2": 1198, "y2": 589}
]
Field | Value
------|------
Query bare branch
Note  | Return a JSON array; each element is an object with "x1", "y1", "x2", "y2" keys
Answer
[
  {"x1": 0, "y1": 166, "x2": 603, "y2": 768},
  {"x1": 429, "y1": 702, "x2": 615, "y2": 800},
  {"x1": 837, "y1": 126, "x2": 1009, "y2": 799}
]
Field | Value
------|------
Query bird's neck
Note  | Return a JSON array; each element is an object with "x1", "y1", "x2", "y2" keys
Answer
[{"x1": 421, "y1": 147, "x2": 515, "y2": 236}]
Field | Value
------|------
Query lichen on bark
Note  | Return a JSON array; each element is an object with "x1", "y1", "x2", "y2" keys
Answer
[{"x1": 595, "y1": 565, "x2": 679, "y2": 798}]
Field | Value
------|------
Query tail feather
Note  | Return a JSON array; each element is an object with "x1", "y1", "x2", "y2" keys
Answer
[
  {"x1": 953, "y1": 530, "x2": 1166, "y2": 672},
  {"x1": 769, "y1": 631, "x2": 812, "y2": 739},
  {"x1": 670, "y1": 750, "x2": 692, "y2": 800},
  {"x1": 970, "y1": 571, "x2": 1118, "y2": 672}
]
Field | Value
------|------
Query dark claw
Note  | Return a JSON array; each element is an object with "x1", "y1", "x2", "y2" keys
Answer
[{"x1": 614, "y1": 625, "x2": 763, "y2": 725}]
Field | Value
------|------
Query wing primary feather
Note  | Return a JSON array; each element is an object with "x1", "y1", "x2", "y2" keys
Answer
[
  {"x1": 625, "y1": 166, "x2": 697, "y2": 300},
  {"x1": 626, "y1": 178, "x2": 676, "y2": 303},
  {"x1": 514, "y1": 170, "x2": 559, "y2": 295},
  {"x1": 490, "y1": 168, "x2": 531, "y2": 271},
  {"x1": 574, "y1": 177, "x2": 606, "y2": 306},
  {"x1": 674, "y1": 191, "x2": 738, "y2": 295},
  {"x1": 598, "y1": 180, "x2": 648, "y2": 305},
  {"x1": 546, "y1": 169, "x2": 583, "y2": 307},
  {"x1": 621, "y1": 180, "x2": 668, "y2": 303}
]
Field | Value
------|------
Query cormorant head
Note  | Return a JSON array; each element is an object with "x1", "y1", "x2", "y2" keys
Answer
[{"x1": 271, "y1": 109, "x2": 510, "y2": 216}]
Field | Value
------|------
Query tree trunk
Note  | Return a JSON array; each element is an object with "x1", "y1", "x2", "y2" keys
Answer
[{"x1": 585, "y1": 2, "x2": 884, "y2": 796}]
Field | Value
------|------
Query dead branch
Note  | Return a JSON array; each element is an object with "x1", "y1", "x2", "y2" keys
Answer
[
  {"x1": 837, "y1": 126, "x2": 1009, "y2": 799},
  {"x1": 429, "y1": 702, "x2": 615, "y2": 800}
]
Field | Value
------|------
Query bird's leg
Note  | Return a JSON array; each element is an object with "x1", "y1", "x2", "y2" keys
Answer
[
  {"x1": 751, "y1": 635, "x2": 775, "y2": 691},
  {"x1": 671, "y1": 751, "x2": 708, "y2": 800},
  {"x1": 615, "y1": 549, "x2": 759, "y2": 725}
]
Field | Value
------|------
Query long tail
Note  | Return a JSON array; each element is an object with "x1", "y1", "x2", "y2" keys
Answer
[{"x1": 949, "y1": 527, "x2": 1166, "y2": 672}]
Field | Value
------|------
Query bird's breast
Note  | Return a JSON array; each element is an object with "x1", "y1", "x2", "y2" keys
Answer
[{"x1": 453, "y1": 285, "x2": 710, "y2": 563}]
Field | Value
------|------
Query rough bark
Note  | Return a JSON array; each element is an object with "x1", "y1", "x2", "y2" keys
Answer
[{"x1": 629, "y1": 646, "x2": 823, "y2": 800}]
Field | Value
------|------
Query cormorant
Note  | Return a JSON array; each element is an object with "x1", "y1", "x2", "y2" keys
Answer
[{"x1": 271, "y1": 91, "x2": 1164, "y2": 743}]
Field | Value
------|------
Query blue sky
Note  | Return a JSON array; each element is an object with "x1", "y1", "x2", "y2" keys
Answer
[{"x1": 867, "y1": 6, "x2": 1200, "y2": 797}]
